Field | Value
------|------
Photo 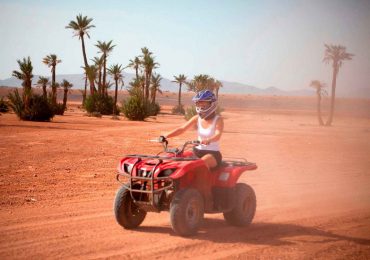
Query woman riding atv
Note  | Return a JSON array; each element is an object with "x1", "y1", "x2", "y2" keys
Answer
[{"x1": 163, "y1": 90, "x2": 224, "y2": 170}]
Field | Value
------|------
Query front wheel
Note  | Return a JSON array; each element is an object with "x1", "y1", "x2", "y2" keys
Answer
[
  {"x1": 114, "y1": 184, "x2": 147, "y2": 229},
  {"x1": 170, "y1": 188, "x2": 204, "y2": 236},
  {"x1": 223, "y1": 183, "x2": 256, "y2": 226}
]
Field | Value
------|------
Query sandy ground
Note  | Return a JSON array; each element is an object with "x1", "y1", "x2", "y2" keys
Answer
[{"x1": 1, "y1": 97, "x2": 370, "y2": 259}]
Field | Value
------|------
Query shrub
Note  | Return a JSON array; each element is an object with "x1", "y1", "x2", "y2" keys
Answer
[
  {"x1": 148, "y1": 102, "x2": 161, "y2": 116},
  {"x1": 89, "y1": 111, "x2": 102, "y2": 118},
  {"x1": 0, "y1": 97, "x2": 9, "y2": 113},
  {"x1": 8, "y1": 89, "x2": 55, "y2": 121},
  {"x1": 84, "y1": 94, "x2": 117, "y2": 115},
  {"x1": 172, "y1": 104, "x2": 185, "y2": 115},
  {"x1": 53, "y1": 103, "x2": 65, "y2": 115},
  {"x1": 121, "y1": 95, "x2": 149, "y2": 121},
  {"x1": 184, "y1": 105, "x2": 197, "y2": 120}
]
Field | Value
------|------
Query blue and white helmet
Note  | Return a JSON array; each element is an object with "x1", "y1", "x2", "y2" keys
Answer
[{"x1": 192, "y1": 90, "x2": 218, "y2": 119}]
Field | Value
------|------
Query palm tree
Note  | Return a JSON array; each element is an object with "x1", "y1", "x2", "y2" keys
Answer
[
  {"x1": 36, "y1": 76, "x2": 49, "y2": 100},
  {"x1": 173, "y1": 74, "x2": 187, "y2": 107},
  {"x1": 95, "y1": 40, "x2": 115, "y2": 96},
  {"x1": 128, "y1": 77, "x2": 145, "y2": 97},
  {"x1": 323, "y1": 44, "x2": 354, "y2": 126},
  {"x1": 108, "y1": 64, "x2": 124, "y2": 115},
  {"x1": 310, "y1": 80, "x2": 327, "y2": 126},
  {"x1": 82, "y1": 65, "x2": 97, "y2": 96},
  {"x1": 150, "y1": 74, "x2": 162, "y2": 104},
  {"x1": 66, "y1": 14, "x2": 95, "y2": 68},
  {"x1": 127, "y1": 56, "x2": 141, "y2": 79},
  {"x1": 91, "y1": 55, "x2": 104, "y2": 95},
  {"x1": 61, "y1": 79, "x2": 73, "y2": 110},
  {"x1": 188, "y1": 74, "x2": 211, "y2": 92},
  {"x1": 43, "y1": 54, "x2": 61, "y2": 105},
  {"x1": 214, "y1": 80, "x2": 223, "y2": 99},
  {"x1": 140, "y1": 47, "x2": 159, "y2": 101},
  {"x1": 12, "y1": 56, "x2": 33, "y2": 109}
]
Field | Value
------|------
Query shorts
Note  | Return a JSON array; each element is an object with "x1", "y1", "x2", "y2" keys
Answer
[{"x1": 193, "y1": 147, "x2": 223, "y2": 167}]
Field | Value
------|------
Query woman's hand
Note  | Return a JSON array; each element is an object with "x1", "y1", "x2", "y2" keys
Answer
[{"x1": 200, "y1": 138, "x2": 210, "y2": 145}]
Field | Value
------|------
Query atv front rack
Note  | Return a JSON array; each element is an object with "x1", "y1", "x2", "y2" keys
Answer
[{"x1": 116, "y1": 155, "x2": 199, "y2": 212}]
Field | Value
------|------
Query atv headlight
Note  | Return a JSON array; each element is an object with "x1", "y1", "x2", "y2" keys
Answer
[
  {"x1": 123, "y1": 163, "x2": 133, "y2": 173},
  {"x1": 158, "y1": 168, "x2": 176, "y2": 177}
]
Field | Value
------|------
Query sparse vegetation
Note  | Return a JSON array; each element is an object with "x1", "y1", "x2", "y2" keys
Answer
[
  {"x1": 121, "y1": 94, "x2": 149, "y2": 121},
  {"x1": 148, "y1": 102, "x2": 160, "y2": 116},
  {"x1": 43, "y1": 54, "x2": 61, "y2": 105},
  {"x1": 323, "y1": 44, "x2": 354, "y2": 126},
  {"x1": 184, "y1": 106, "x2": 197, "y2": 120},
  {"x1": 8, "y1": 89, "x2": 55, "y2": 121},
  {"x1": 84, "y1": 93, "x2": 116, "y2": 115},
  {"x1": 108, "y1": 64, "x2": 124, "y2": 116},
  {"x1": 310, "y1": 80, "x2": 327, "y2": 126},
  {"x1": 173, "y1": 74, "x2": 187, "y2": 110},
  {"x1": 172, "y1": 104, "x2": 185, "y2": 115},
  {"x1": 61, "y1": 79, "x2": 73, "y2": 111},
  {"x1": 66, "y1": 14, "x2": 95, "y2": 104},
  {"x1": 0, "y1": 97, "x2": 9, "y2": 113}
]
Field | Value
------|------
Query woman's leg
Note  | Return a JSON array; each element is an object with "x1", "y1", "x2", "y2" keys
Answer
[{"x1": 201, "y1": 154, "x2": 218, "y2": 169}]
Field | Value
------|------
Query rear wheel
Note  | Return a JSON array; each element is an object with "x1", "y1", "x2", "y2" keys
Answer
[
  {"x1": 223, "y1": 183, "x2": 256, "y2": 226},
  {"x1": 114, "y1": 184, "x2": 147, "y2": 229},
  {"x1": 170, "y1": 188, "x2": 204, "y2": 236}
]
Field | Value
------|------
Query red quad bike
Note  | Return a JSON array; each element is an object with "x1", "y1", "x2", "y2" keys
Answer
[{"x1": 114, "y1": 137, "x2": 257, "y2": 236}]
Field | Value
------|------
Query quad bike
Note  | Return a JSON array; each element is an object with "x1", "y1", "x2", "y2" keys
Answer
[{"x1": 114, "y1": 137, "x2": 257, "y2": 236}]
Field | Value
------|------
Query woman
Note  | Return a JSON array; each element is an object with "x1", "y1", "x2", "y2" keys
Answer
[{"x1": 163, "y1": 90, "x2": 224, "y2": 169}]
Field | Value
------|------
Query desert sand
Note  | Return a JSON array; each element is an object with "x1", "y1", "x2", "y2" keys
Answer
[{"x1": 0, "y1": 94, "x2": 370, "y2": 259}]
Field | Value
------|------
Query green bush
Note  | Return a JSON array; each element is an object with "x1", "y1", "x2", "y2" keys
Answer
[
  {"x1": 148, "y1": 102, "x2": 161, "y2": 116},
  {"x1": 8, "y1": 89, "x2": 55, "y2": 121},
  {"x1": 0, "y1": 97, "x2": 9, "y2": 113},
  {"x1": 172, "y1": 104, "x2": 185, "y2": 115},
  {"x1": 184, "y1": 105, "x2": 197, "y2": 120},
  {"x1": 53, "y1": 103, "x2": 65, "y2": 115},
  {"x1": 84, "y1": 94, "x2": 117, "y2": 115},
  {"x1": 121, "y1": 95, "x2": 149, "y2": 121}
]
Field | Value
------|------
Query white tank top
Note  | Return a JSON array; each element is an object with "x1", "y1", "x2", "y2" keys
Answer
[{"x1": 196, "y1": 115, "x2": 220, "y2": 151}]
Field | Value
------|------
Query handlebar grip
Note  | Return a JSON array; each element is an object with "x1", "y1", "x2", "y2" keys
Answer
[{"x1": 158, "y1": 135, "x2": 167, "y2": 143}]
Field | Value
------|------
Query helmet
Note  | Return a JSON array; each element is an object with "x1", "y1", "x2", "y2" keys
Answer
[{"x1": 192, "y1": 90, "x2": 217, "y2": 119}]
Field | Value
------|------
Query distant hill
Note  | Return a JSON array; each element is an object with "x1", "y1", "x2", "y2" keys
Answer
[{"x1": 2, "y1": 72, "x2": 367, "y2": 98}]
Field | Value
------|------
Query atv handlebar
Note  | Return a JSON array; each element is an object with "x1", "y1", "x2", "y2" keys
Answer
[{"x1": 158, "y1": 136, "x2": 199, "y2": 156}]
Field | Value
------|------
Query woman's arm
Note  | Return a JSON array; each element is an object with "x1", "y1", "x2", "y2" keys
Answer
[{"x1": 164, "y1": 115, "x2": 198, "y2": 138}]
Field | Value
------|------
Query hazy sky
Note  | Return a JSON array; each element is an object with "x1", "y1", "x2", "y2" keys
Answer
[{"x1": 0, "y1": 0, "x2": 369, "y2": 93}]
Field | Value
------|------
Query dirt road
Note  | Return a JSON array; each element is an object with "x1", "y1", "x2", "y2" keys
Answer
[{"x1": 1, "y1": 104, "x2": 370, "y2": 259}]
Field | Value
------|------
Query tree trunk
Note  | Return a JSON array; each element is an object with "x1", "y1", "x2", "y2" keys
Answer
[
  {"x1": 145, "y1": 72, "x2": 150, "y2": 101},
  {"x1": 102, "y1": 55, "x2": 107, "y2": 97},
  {"x1": 52, "y1": 66, "x2": 56, "y2": 105},
  {"x1": 23, "y1": 79, "x2": 32, "y2": 111},
  {"x1": 42, "y1": 85, "x2": 47, "y2": 100},
  {"x1": 151, "y1": 87, "x2": 156, "y2": 104},
  {"x1": 135, "y1": 67, "x2": 138, "y2": 80},
  {"x1": 178, "y1": 83, "x2": 182, "y2": 106},
  {"x1": 114, "y1": 79, "x2": 118, "y2": 115},
  {"x1": 81, "y1": 34, "x2": 89, "y2": 68},
  {"x1": 316, "y1": 92, "x2": 324, "y2": 126},
  {"x1": 90, "y1": 78, "x2": 95, "y2": 96},
  {"x1": 63, "y1": 89, "x2": 68, "y2": 110},
  {"x1": 98, "y1": 68, "x2": 102, "y2": 96},
  {"x1": 83, "y1": 77, "x2": 87, "y2": 104},
  {"x1": 326, "y1": 65, "x2": 338, "y2": 126}
]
